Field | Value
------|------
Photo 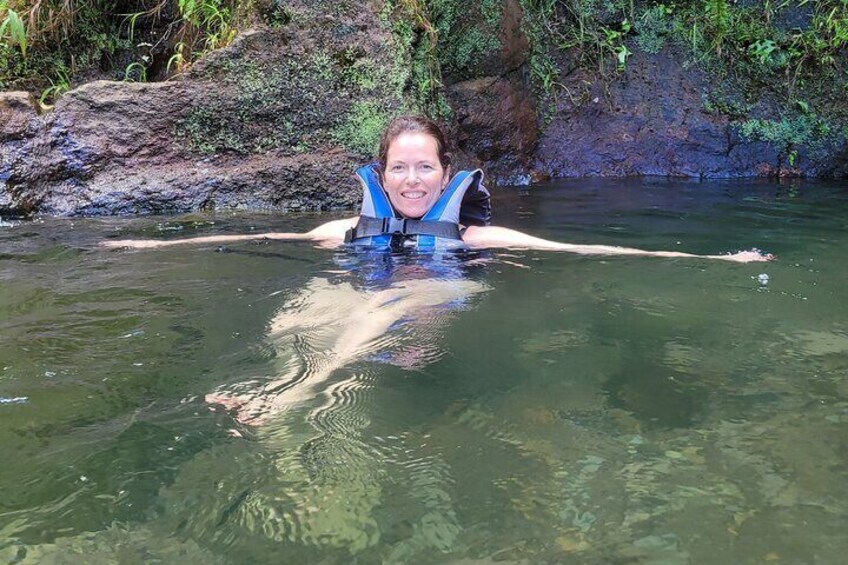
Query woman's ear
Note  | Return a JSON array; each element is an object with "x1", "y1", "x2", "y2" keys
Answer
[{"x1": 442, "y1": 165, "x2": 451, "y2": 188}]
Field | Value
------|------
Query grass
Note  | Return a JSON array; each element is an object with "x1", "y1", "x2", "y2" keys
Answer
[{"x1": 1, "y1": 0, "x2": 130, "y2": 93}]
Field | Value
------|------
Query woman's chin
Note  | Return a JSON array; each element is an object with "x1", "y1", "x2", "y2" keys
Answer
[{"x1": 396, "y1": 206, "x2": 428, "y2": 219}]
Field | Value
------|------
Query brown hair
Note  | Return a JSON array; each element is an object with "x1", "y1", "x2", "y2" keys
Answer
[{"x1": 377, "y1": 115, "x2": 452, "y2": 172}]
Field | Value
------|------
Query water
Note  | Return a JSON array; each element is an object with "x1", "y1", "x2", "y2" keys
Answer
[{"x1": 1, "y1": 178, "x2": 847, "y2": 563}]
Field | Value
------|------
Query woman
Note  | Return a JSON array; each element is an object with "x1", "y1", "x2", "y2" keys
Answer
[{"x1": 103, "y1": 115, "x2": 772, "y2": 262}]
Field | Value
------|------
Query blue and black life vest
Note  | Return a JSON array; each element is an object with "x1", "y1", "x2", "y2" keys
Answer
[{"x1": 344, "y1": 163, "x2": 491, "y2": 251}]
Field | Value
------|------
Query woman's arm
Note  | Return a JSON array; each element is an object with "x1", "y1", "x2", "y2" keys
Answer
[
  {"x1": 462, "y1": 226, "x2": 773, "y2": 263},
  {"x1": 101, "y1": 218, "x2": 357, "y2": 249}
]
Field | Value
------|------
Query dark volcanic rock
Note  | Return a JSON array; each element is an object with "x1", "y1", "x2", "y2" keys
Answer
[
  {"x1": 536, "y1": 47, "x2": 771, "y2": 178},
  {"x1": 1, "y1": 92, "x2": 40, "y2": 212},
  {"x1": 535, "y1": 45, "x2": 848, "y2": 179},
  {"x1": 1, "y1": 10, "x2": 394, "y2": 217},
  {"x1": 449, "y1": 76, "x2": 538, "y2": 184},
  {"x1": 2, "y1": 1, "x2": 848, "y2": 218},
  {"x1": 0, "y1": 92, "x2": 38, "y2": 141},
  {"x1": 446, "y1": 0, "x2": 538, "y2": 185}
]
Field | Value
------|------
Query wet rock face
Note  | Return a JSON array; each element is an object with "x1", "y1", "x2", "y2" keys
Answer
[
  {"x1": 0, "y1": 5, "x2": 395, "y2": 218},
  {"x1": 449, "y1": 76, "x2": 537, "y2": 184},
  {"x1": 1, "y1": 93, "x2": 41, "y2": 213},
  {"x1": 2, "y1": 1, "x2": 848, "y2": 218},
  {"x1": 0, "y1": 92, "x2": 38, "y2": 141},
  {"x1": 445, "y1": 0, "x2": 539, "y2": 185},
  {"x1": 534, "y1": 46, "x2": 848, "y2": 179},
  {"x1": 533, "y1": 50, "x2": 748, "y2": 178}
]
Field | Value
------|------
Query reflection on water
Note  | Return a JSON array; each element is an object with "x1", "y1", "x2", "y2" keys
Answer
[{"x1": 1, "y1": 179, "x2": 848, "y2": 563}]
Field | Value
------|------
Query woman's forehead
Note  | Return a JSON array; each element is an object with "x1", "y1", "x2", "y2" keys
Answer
[{"x1": 387, "y1": 132, "x2": 439, "y2": 160}]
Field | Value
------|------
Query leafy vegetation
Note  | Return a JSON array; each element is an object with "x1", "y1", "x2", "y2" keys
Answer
[
  {"x1": 332, "y1": 101, "x2": 394, "y2": 157},
  {"x1": 1, "y1": 0, "x2": 131, "y2": 98},
  {"x1": 739, "y1": 113, "x2": 835, "y2": 165},
  {"x1": 3, "y1": 0, "x2": 847, "y2": 157},
  {"x1": 379, "y1": 0, "x2": 505, "y2": 118},
  {"x1": 0, "y1": 0, "x2": 245, "y2": 103},
  {"x1": 508, "y1": 0, "x2": 848, "y2": 140}
]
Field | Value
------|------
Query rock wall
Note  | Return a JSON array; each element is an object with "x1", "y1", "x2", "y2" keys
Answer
[
  {"x1": 1, "y1": 1, "x2": 405, "y2": 217},
  {"x1": 1, "y1": 1, "x2": 847, "y2": 218},
  {"x1": 533, "y1": 44, "x2": 848, "y2": 179}
]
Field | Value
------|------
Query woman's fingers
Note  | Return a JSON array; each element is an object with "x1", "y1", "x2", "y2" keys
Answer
[{"x1": 723, "y1": 249, "x2": 775, "y2": 263}]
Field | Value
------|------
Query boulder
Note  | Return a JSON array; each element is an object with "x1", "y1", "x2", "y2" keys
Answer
[{"x1": 0, "y1": 4, "x2": 396, "y2": 217}]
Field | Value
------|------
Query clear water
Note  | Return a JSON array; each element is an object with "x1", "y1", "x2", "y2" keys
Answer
[{"x1": 1, "y1": 179, "x2": 847, "y2": 564}]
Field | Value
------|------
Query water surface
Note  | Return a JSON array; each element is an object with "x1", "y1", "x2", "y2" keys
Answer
[{"x1": 1, "y1": 178, "x2": 847, "y2": 563}]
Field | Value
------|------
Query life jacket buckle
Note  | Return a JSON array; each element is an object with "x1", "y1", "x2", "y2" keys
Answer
[{"x1": 384, "y1": 218, "x2": 407, "y2": 235}]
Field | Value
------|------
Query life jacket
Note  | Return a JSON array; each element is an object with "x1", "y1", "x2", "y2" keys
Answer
[{"x1": 344, "y1": 163, "x2": 491, "y2": 251}]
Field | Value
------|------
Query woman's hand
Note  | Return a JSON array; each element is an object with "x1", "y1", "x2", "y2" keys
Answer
[{"x1": 712, "y1": 249, "x2": 775, "y2": 263}]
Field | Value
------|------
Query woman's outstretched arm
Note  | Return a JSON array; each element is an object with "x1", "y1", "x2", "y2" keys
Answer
[
  {"x1": 101, "y1": 218, "x2": 357, "y2": 249},
  {"x1": 462, "y1": 226, "x2": 773, "y2": 263}
]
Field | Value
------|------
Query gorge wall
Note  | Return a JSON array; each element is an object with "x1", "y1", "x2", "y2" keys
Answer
[{"x1": 1, "y1": 0, "x2": 847, "y2": 217}]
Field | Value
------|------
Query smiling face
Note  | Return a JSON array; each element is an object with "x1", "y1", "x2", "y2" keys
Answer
[{"x1": 382, "y1": 132, "x2": 450, "y2": 219}]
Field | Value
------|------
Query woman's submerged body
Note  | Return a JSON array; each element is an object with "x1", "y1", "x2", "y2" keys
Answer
[{"x1": 208, "y1": 267, "x2": 489, "y2": 425}]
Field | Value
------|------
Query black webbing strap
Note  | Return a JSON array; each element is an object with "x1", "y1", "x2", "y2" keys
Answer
[{"x1": 345, "y1": 215, "x2": 462, "y2": 243}]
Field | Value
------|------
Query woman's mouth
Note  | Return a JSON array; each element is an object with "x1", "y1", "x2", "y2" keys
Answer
[{"x1": 401, "y1": 191, "x2": 427, "y2": 200}]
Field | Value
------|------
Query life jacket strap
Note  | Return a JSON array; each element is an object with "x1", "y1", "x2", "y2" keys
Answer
[{"x1": 344, "y1": 215, "x2": 463, "y2": 243}]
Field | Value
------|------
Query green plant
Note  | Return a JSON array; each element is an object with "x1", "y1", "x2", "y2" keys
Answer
[
  {"x1": 333, "y1": 101, "x2": 393, "y2": 157},
  {"x1": 1, "y1": 0, "x2": 134, "y2": 93},
  {"x1": 704, "y1": 0, "x2": 733, "y2": 56},
  {"x1": 635, "y1": 3, "x2": 672, "y2": 54},
  {"x1": 123, "y1": 61, "x2": 148, "y2": 82},
  {"x1": 177, "y1": 0, "x2": 238, "y2": 55},
  {"x1": 518, "y1": 0, "x2": 559, "y2": 99},
  {"x1": 431, "y1": 0, "x2": 502, "y2": 76},
  {"x1": 259, "y1": 0, "x2": 291, "y2": 27},
  {"x1": 0, "y1": 2, "x2": 26, "y2": 58},
  {"x1": 787, "y1": 148, "x2": 798, "y2": 167},
  {"x1": 600, "y1": 19, "x2": 632, "y2": 71},
  {"x1": 39, "y1": 67, "x2": 70, "y2": 107},
  {"x1": 311, "y1": 51, "x2": 335, "y2": 82},
  {"x1": 739, "y1": 114, "x2": 834, "y2": 167},
  {"x1": 748, "y1": 38, "x2": 778, "y2": 65},
  {"x1": 380, "y1": 0, "x2": 459, "y2": 118},
  {"x1": 167, "y1": 42, "x2": 188, "y2": 74}
]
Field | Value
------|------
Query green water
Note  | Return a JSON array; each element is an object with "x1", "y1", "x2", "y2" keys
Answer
[{"x1": 1, "y1": 179, "x2": 847, "y2": 564}]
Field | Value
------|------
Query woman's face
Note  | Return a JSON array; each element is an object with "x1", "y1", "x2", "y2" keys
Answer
[{"x1": 383, "y1": 132, "x2": 449, "y2": 219}]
